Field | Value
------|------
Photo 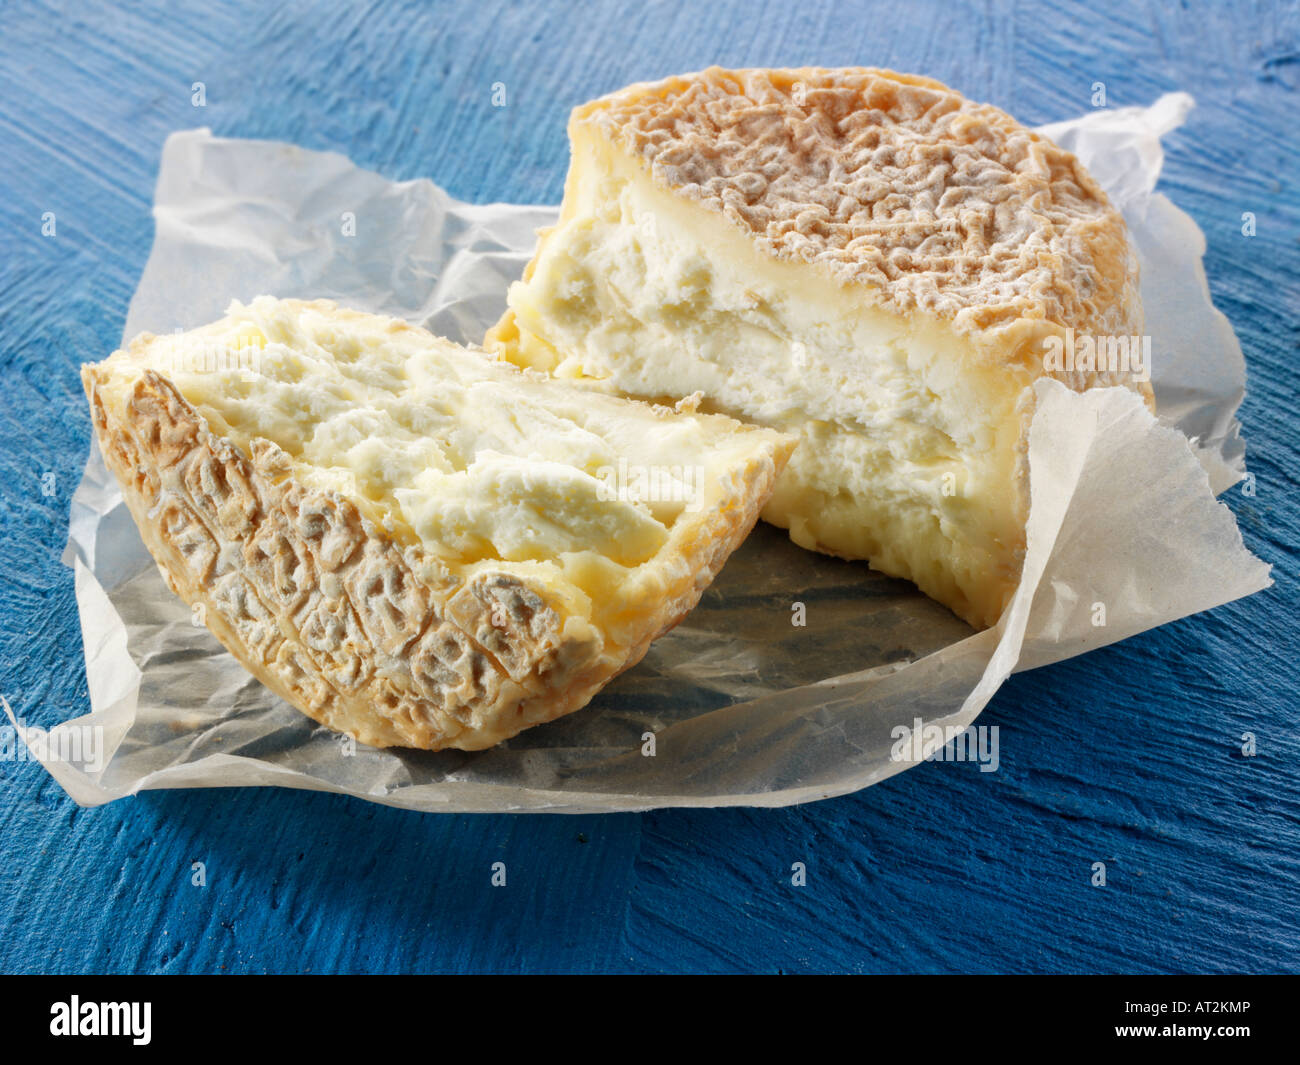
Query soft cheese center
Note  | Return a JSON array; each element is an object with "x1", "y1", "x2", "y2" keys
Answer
[
  {"x1": 495, "y1": 127, "x2": 1035, "y2": 625},
  {"x1": 94, "y1": 299, "x2": 771, "y2": 639}
]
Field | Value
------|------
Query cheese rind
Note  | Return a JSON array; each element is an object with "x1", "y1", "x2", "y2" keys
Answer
[
  {"x1": 83, "y1": 297, "x2": 794, "y2": 749},
  {"x1": 489, "y1": 67, "x2": 1153, "y2": 628}
]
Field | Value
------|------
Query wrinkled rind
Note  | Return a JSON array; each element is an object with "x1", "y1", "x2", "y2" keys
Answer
[
  {"x1": 82, "y1": 327, "x2": 790, "y2": 750},
  {"x1": 575, "y1": 66, "x2": 1152, "y2": 407}
]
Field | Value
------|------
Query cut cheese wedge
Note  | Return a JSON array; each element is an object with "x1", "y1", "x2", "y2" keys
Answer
[
  {"x1": 488, "y1": 67, "x2": 1154, "y2": 628},
  {"x1": 83, "y1": 297, "x2": 794, "y2": 750}
]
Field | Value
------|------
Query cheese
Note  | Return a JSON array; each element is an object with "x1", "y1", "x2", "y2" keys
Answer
[
  {"x1": 83, "y1": 297, "x2": 794, "y2": 750},
  {"x1": 488, "y1": 67, "x2": 1153, "y2": 629}
]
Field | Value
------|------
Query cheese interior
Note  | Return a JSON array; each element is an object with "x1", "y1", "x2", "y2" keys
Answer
[
  {"x1": 94, "y1": 298, "x2": 777, "y2": 643},
  {"x1": 494, "y1": 125, "x2": 1037, "y2": 627}
]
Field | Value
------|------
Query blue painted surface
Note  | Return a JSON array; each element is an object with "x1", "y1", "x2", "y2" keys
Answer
[{"x1": 1, "y1": 0, "x2": 1297, "y2": 973}]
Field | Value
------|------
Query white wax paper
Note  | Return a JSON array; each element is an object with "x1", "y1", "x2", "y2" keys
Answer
[{"x1": 20, "y1": 94, "x2": 1271, "y2": 810}]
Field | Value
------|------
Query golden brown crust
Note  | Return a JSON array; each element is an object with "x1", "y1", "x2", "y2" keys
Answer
[
  {"x1": 575, "y1": 66, "x2": 1147, "y2": 389},
  {"x1": 82, "y1": 313, "x2": 791, "y2": 750}
]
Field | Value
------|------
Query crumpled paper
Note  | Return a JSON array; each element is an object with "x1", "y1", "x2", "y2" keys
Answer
[{"x1": 19, "y1": 93, "x2": 1271, "y2": 811}]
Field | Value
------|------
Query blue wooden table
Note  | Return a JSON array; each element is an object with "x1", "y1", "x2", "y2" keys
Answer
[{"x1": 1, "y1": 0, "x2": 1296, "y2": 974}]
